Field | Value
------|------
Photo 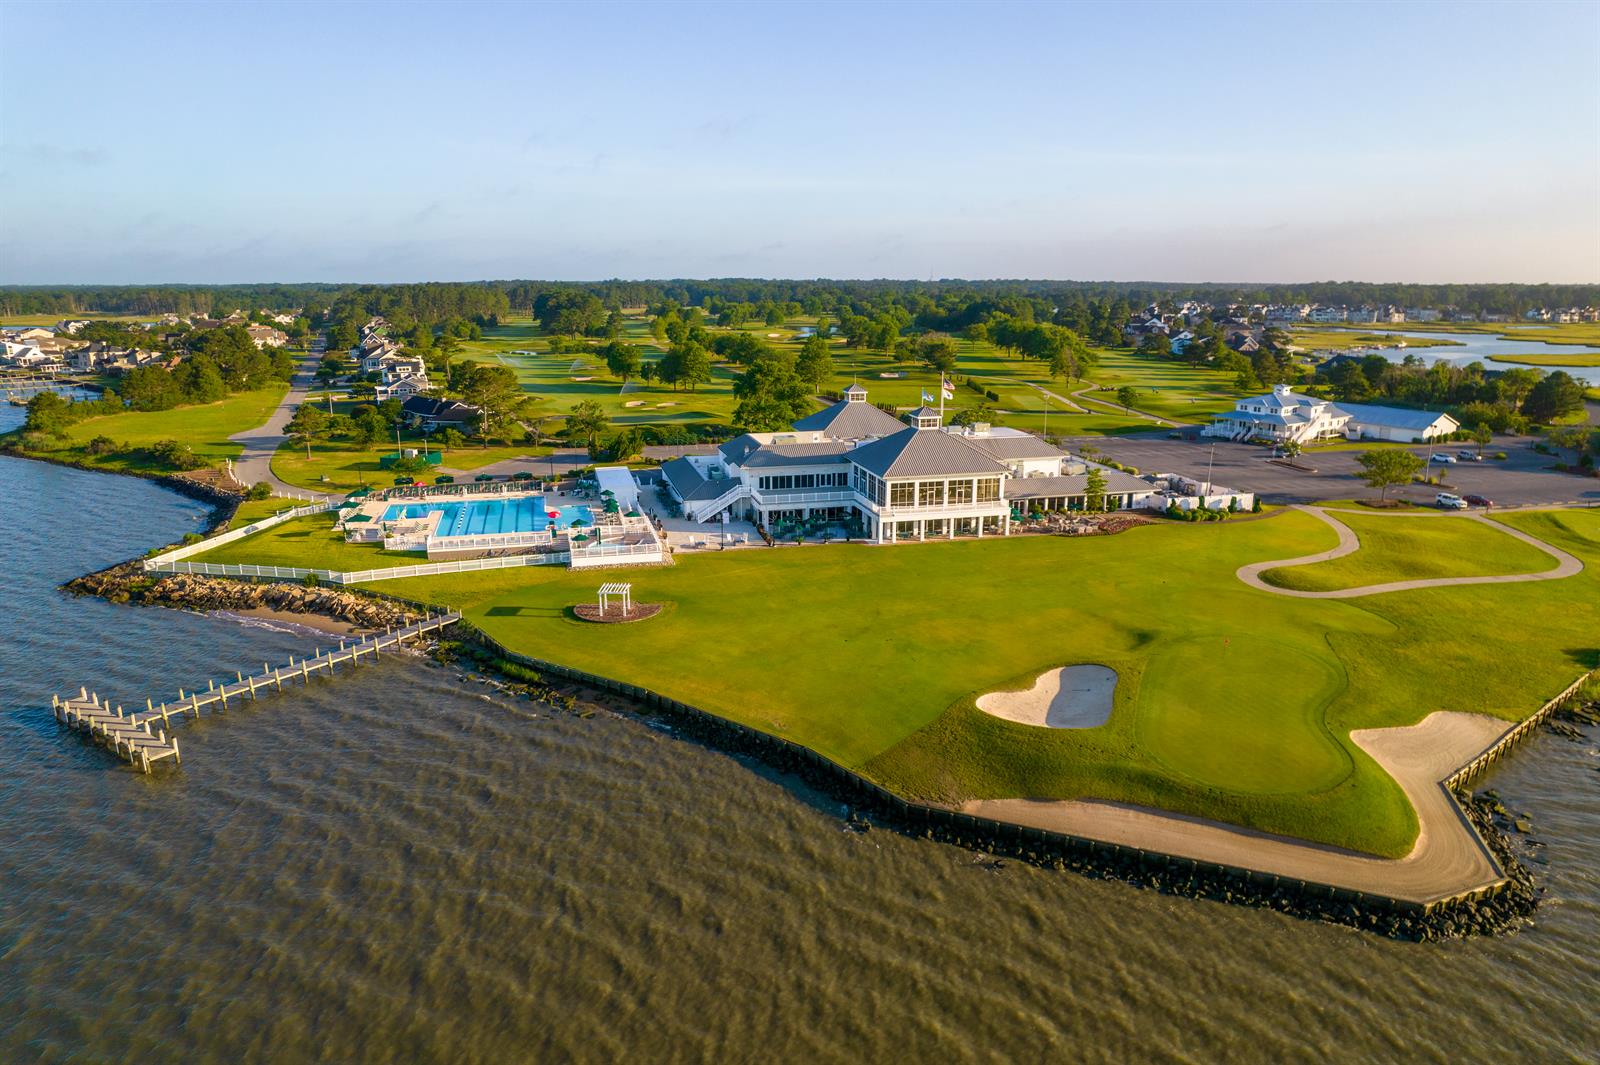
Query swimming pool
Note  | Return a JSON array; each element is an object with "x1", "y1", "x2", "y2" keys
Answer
[{"x1": 380, "y1": 496, "x2": 593, "y2": 538}]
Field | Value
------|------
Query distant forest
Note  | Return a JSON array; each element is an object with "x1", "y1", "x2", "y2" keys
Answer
[{"x1": 3, "y1": 279, "x2": 1597, "y2": 322}]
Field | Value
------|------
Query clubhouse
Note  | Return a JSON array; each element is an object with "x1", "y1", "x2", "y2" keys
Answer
[
  {"x1": 1204, "y1": 385, "x2": 1460, "y2": 444},
  {"x1": 657, "y1": 385, "x2": 1154, "y2": 543}
]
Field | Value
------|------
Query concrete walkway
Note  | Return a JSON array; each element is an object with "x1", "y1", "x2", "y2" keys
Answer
[
  {"x1": 965, "y1": 710, "x2": 1514, "y2": 905},
  {"x1": 227, "y1": 342, "x2": 331, "y2": 499},
  {"x1": 1235, "y1": 505, "x2": 1582, "y2": 599}
]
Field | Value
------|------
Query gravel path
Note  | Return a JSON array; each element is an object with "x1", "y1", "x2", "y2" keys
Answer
[{"x1": 1234, "y1": 505, "x2": 1582, "y2": 599}]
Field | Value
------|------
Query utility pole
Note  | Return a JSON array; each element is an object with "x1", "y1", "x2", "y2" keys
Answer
[{"x1": 1205, "y1": 442, "x2": 1216, "y2": 497}]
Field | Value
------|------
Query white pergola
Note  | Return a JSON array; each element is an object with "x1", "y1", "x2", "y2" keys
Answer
[{"x1": 596, "y1": 582, "x2": 632, "y2": 616}]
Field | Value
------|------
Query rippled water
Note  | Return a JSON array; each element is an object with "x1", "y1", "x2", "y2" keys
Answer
[{"x1": 1, "y1": 453, "x2": 1597, "y2": 1063}]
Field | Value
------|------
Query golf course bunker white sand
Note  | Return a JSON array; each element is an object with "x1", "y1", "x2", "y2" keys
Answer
[{"x1": 977, "y1": 664, "x2": 1117, "y2": 728}]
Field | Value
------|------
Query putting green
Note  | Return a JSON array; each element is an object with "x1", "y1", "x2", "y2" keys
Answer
[{"x1": 1137, "y1": 635, "x2": 1349, "y2": 794}]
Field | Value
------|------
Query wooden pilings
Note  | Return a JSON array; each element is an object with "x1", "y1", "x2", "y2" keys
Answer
[{"x1": 50, "y1": 612, "x2": 460, "y2": 773}]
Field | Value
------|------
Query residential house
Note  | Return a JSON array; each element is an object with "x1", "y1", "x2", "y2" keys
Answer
[
  {"x1": 400, "y1": 396, "x2": 481, "y2": 432},
  {"x1": 55, "y1": 320, "x2": 92, "y2": 335},
  {"x1": 245, "y1": 324, "x2": 289, "y2": 349}
]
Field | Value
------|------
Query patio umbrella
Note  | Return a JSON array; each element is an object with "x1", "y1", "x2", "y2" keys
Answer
[
  {"x1": 346, "y1": 487, "x2": 371, "y2": 498},
  {"x1": 434, "y1": 475, "x2": 455, "y2": 484},
  {"x1": 601, "y1": 489, "x2": 615, "y2": 496},
  {"x1": 512, "y1": 471, "x2": 533, "y2": 480},
  {"x1": 345, "y1": 514, "x2": 373, "y2": 523},
  {"x1": 624, "y1": 509, "x2": 640, "y2": 517},
  {"x1": 475, "y1": 473, "x2": 495, "y2": 482},
  {"x1": 547, "y1": 510, "x2": 561, "y2": 519},
  {"x1": 604, "y1": 500, "x2": 620, "y2": 512},
  {"x1": 571, "y1": 533, "x2": 590, "y2": 542}
]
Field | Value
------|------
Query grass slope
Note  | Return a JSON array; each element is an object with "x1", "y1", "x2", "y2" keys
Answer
[
  {"x1": 198, "y1": 512, "x2": 422, "y2": 571},
  {"x1": 1261, "y1": 513, "x2": 1555, "y2": 592},
  {"x1": 13, "y1": 387, "x2": 287, "y2": 474}
]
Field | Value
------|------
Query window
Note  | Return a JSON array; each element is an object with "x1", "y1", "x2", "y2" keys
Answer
[
  {"x1": 918, "y1": 481, "x2": 945, "y2": 507},
  {"x1": 976, "y1": 478, "x2": 1001, "y2": 503},
  {"x1": 796, "y1": 474, "x2": 815, "y2": 489},
  {"x1": 948, "y1": 480, "x2": 974, "y2": 504},
  {"x1": 890, "y1": 482, "x2": 915, "y2": 507}
]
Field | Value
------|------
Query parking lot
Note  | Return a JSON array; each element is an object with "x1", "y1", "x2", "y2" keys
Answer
[{"x1": 1065, "y1": 432, "x2": 1600, "y2": 508}]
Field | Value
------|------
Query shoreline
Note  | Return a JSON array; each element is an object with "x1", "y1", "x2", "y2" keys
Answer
[{"x1": 14, "y1": 447, "x2": 1579, "y2": 940}]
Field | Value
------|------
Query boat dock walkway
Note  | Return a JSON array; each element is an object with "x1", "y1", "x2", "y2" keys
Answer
[{"x1": 52, "y1": 611, "x2": 460, "y2": 772}]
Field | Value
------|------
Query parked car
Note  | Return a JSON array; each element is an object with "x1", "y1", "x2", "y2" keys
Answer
[
  {"x1": 1430, "y1": 452, "x2": 1457, "y2": 464},
  {"x1": 1436, "y1": 492, "x2": 1467, "y2": 509},
  {"x1": 1457, "y1": 450, "x2": 1483, "y2": 461},
  {"x1": 1464, "y1": 494, "x2": 1494, "y2": 507}
]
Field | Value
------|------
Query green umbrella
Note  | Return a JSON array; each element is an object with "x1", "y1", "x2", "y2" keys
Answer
[
  {"x1": 346, "y1": 514, "x2": 373, "y2": 523},
  {"x1": 475, "y1": 473, "x2": 495, "y2": 482},
  {"x1": 512, "y1": 471, "x2": 533, "y2": 481},
  {"x1": 571, "y1": 532, "x2": 590, "y2": 542},
  {"x1": 569, "y1": 517, "x2": 589, "y2": 527},
  {"x1": 434, "y1": 475, "x2": 455, "y2": 484},
  {"x1": 601, "y1": 488, "x2": 615, "y2": 496},
  {"x1": 346, "y1": 487, "x2": 371, "y2": 498},
  {"x1": 624, "y1": 509, "x2": 640, "y2": 517}
]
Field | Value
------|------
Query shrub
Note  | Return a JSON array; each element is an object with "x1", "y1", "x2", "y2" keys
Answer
[
  {"x1": 1251, "y1": 498, "x2": 1262, "y2": 513},
  {"x1": 84, "y1": 435, "x2": 118, "y2": 456},
  {"x1": 985, "y1": 389, "x2": 1000, "y2": 403},
  {"x1": 148, "y1": 438, "x2": 207, "y2": 470},
  {"x1": 245, "y1": 482, "x2": 273, "y2": 500}
]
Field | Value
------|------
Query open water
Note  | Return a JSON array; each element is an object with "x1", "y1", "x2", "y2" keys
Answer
[{"x1": 1, "y1": 450, "x2": 1596, "y2": 1063}]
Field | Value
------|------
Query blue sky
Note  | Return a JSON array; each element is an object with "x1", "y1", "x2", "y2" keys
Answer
[{"x1": 2, "y1": 0, "x2": 1596, "y2": 283}]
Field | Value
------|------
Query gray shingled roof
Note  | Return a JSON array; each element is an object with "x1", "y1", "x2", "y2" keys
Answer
[
  {"x1": 790, "y1": 397, "x2": 906, "y2": 439},
  {"x1": 660, "y1": 457, "x2": 739, "y2": 501},
  {"x1": 718, "y1": 435, "x2": 854, "y2": 468},
  {"x1": 1005, "y1": 470, "x2": 1154, "y2": 499},
  {"x1": 848, "y1": 426, "x2": 1011, "y2": 479},
  {"x1": 1330, "y1": 402, "x2": 1458, "y2": 432}
]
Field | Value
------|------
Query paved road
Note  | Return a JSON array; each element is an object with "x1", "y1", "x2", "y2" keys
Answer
[
  {"x1": 1235, "y1": 505, "x2": 1583, "y2": 598},
  {"x1": 227, "y1": 341, "x2": 330, "y2": 498},
  {"x1": 1067, "y1": 431, "x2": 1600, "y2": 507}
]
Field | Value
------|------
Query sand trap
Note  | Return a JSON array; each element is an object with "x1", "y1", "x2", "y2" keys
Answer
[
  {"x1": 977, "y1": 664, "x2": 1116, "y2": 728},
  {"x1": 624, "y1": 400, "x2": 646, "y2": 407},
  {"x1": 766, "y1": 332, "x2": 782, "y2": 338},
  {"x1": 657, "y1": 402, "x2": 678, "y2": 407},
  {"x1": 571, "y1": 375, "x2": 594, "y2": 381}
]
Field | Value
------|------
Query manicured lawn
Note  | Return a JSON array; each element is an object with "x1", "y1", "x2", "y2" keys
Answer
[
  {"x1": 197, "y1": 512, "x2": 422, "y2": 571},
  {"x1": 12, "y1": 387, "x2": 287, "y2": 474},
  {"x1": 1261, "y1": 512, "x2": 1555, "y2": 592},
  {"x1": 229, "y1": 496, "x2": 311, "y2": 525},
  {"x1": 1487, "y1": 353, "x2": 1600, "y2": 367},
  {"x1": 323, "y1": 507, "x2": 1597, "y2": 857}
]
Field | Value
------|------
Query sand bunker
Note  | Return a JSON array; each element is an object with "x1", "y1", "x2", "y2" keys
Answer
[
  {"x1": 624, "y1": 400, "x2": 646, "y2": 407},
  {"x1": 571, "y1": 375, "x2": 594, "y2": 381},
  {"x1": 977, "y1": 664, "x2": 1116, "y2": 728}
]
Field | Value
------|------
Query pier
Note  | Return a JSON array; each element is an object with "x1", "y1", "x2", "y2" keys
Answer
[{"x1": 51, "y1": 611, "x2": 460, "y2": 772}]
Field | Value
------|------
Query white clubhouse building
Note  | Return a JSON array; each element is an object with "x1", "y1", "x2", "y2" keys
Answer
[
  {"x1": 658, "y1": 385, "x2": 1154, "y2": 542},
  {"x1": 1205, "y1": 385, "x2": 1459, "y2": 444}
]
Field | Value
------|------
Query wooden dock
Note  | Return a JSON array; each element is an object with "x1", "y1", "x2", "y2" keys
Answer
[{"x1": 52, "y1": 612, "x2": 460, "y2": 773}]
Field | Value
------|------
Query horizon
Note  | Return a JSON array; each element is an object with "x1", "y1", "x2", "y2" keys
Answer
[{"x1": 3, "y1": 0, "x2": 1598, "y2": 284}]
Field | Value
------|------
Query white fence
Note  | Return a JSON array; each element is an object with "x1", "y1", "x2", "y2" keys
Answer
[
  {"x1": 569, "y1": 542, "x2": 666, "y2": 569},
  {"x1": 148, "y1": 551, "x2": 572, "y2": 585},
  {"x1": 144, "y1": 498, "x2": 337, "y2": 569}
]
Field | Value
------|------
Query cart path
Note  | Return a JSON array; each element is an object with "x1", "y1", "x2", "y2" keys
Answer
[
  {"x1": 1069, "y1": 383, "x2": 1177, "y2": 427},
  {"x1": 965, "y1": 710, "x2": 1512, "y2": 905},
  {"x1": 1235, "y1": 505, "x2": 1582, "y2": 599},
  {"x1": 227, "y1": 344, "x2": 333, "y2": 499}
]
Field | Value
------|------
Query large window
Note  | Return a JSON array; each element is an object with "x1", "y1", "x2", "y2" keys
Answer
[
  {"x1": 948, "y1": 479, "x2": 974, "y2": 504},
  {"x1": 917, "y1": 480, "x2": 945, "y2": 507},
  {"x1": 976, "y1": 477, "x2": 1001, "y2": 503},
  {"x1": 889, "y1": 482, "x2": 915, "y2": 507}
]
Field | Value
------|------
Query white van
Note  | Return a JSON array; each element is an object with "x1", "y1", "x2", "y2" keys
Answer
[{"x1": 1436, "y1": 492, "x2": 1467, "y2": 509}]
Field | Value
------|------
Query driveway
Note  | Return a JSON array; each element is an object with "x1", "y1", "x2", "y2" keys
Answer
[
  {"x1": 227, "y1": 340, "x2": 330, "y2": 498},
  {"x1": 1065, "y1": 432, "x2": 1600, "y2": 507}
]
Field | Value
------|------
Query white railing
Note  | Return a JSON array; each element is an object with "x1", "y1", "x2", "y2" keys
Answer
[
  {"x1": 144, "y1": 499, "x2": 338, "y2": 569},
  {"x1": 147, "y1": 551, "x2": 571, "y2": 585},
  {"x1": 751, "y1": 488, "x2": 854, "y2": 505},
  {"x1": 693, "y1": 480, "x2": 747, "y2": 514},
  {"x1": 423, "y1": 529, "x2": 556, "y2": 554},
  {"x1": 876, "y1": 501, "x2": 1007, "y2": 521},
  {"x1": 568, "y1": 542, "x2": 665, "y2": 569}
]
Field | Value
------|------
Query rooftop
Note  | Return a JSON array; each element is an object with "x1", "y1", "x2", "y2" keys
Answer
[{"x1": 848, "y1": 425, "x2": 1012, "y2": 479}]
